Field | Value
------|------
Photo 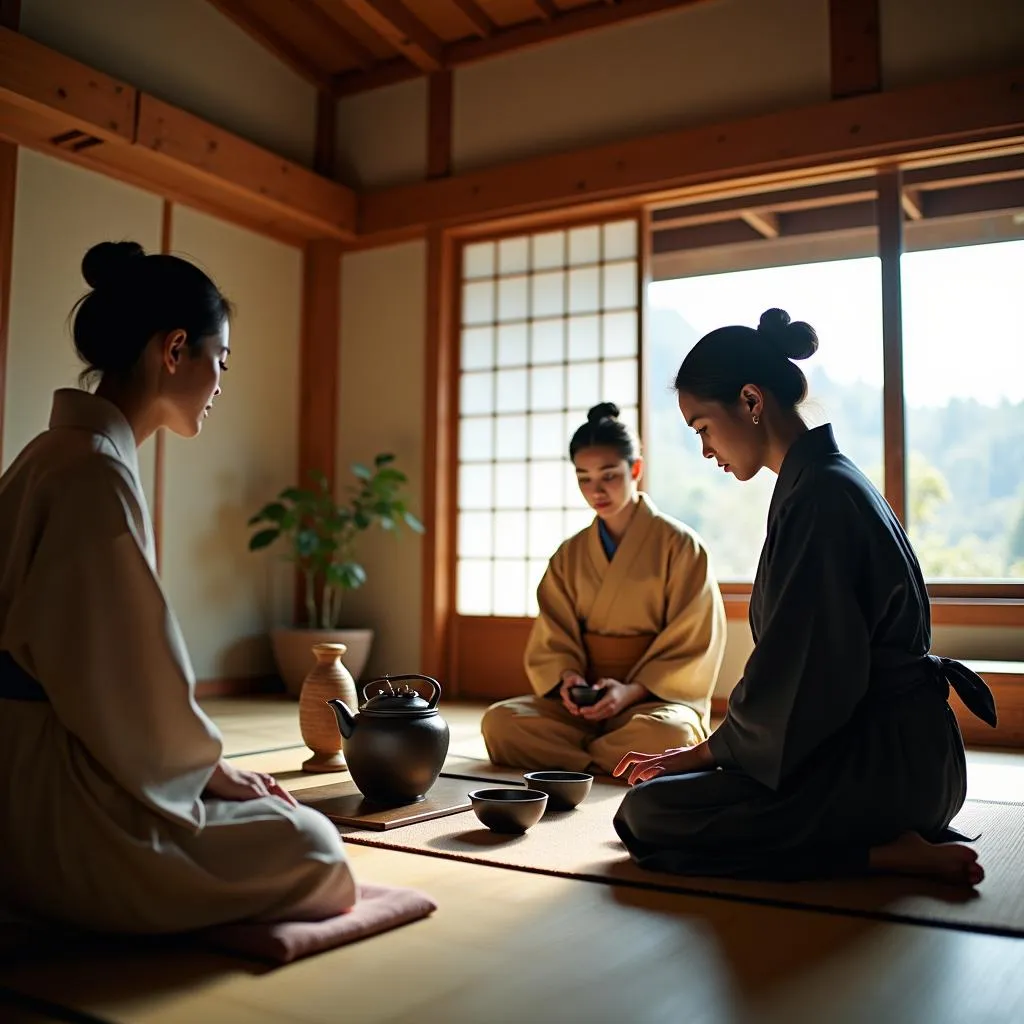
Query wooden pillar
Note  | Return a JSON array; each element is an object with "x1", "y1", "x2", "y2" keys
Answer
[
  {"x1": 427, "y1": 70, "x2": 453, "y2": 180},
  {"x1": 296, "y1": 239, "x2": 342, "y2": 626},
  {"x1": 314, "y1": 90, "x2": 337, "y2": 178},
  {"x1": 878, "y1": 167, "x2": 907, "y2": 525},
  {"x1": 420, "y1": 227, "x2": 457, "y2": 685},
  {"x1": 828, "y1": 0, "x2": 881, "y2": 99}
]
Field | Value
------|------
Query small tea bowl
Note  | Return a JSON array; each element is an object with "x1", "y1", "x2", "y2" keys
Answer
[
  {"x1": 523, "y1": 770, "x2": 593, "y2": 810},
  {"x1": 569, "y1": 685, "x2": 604, "y2": 707},
  {"x1": 469, "y1": 788, "x2": 548, "y2": 834}
]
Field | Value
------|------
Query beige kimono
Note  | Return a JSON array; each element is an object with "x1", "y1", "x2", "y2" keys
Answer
[
  {"x1": 483, "y1": 494, "x2": 726, "y2": 774},
  {"x1": 0, "y1": 390, "x2": 355, "y2": 934}
]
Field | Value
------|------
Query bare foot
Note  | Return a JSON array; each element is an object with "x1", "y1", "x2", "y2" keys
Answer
[{"x1": 869, "y1": 831, "x2": 984, "y2": 887}]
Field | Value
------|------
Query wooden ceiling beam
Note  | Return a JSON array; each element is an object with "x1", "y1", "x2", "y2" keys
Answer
[
  {"x1": 340, "y1": 0, "x2": 443, "y2": 72},
  {"x1": 288, "y1": 0, "x2": 377, "y2": 71},
  {"x1": 531, "y1": 0, "x2": 561, "y2": 20},
  {"x1": 359, "y1": 65, "x2": 1024, "y2": 237},
  {"x1": 450, "y1": 0, "x2": 497, "y2": 38},
  {"x1": 903, "y1": 151, "x2": 1024, "y2": 190},
  {"x1": 206, "y1": 0, "x2": 335, "y2": 90},
  {"x1": 333, "y1": 0, "x2": 710, "y2": 95}
]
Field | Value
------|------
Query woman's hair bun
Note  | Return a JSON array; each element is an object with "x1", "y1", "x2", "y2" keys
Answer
[
  {"x1": 587, "y1": 401, "x2": 620, "y2": 424},
  {"x1": 81, "y1": 241, "x2": 146, "y2": 291},
  {"x1": 756, "y1": 307, "x2": 818, "y2": 361}
]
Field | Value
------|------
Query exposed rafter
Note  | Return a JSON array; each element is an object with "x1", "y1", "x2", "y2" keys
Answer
[
  {"x1": 740, "y1": 210, "x2": 780, "y2": 238},
  {"x1": 339, "y1": 0, "x2": 443, "y2": 72},
  {"x1": 450, "y1": 0, "x2": 496, "y2": 38},
  {"x1": 206, "y1": 0, "x2": 335, "y2": 90},
  {"x1": 288, "y1": 0, "x2": 377, "y2": 71},
  {"x1": 329, "y1": 0, "x2": 708, "y2": 95}
]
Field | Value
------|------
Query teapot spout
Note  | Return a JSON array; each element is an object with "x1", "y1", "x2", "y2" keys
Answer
[{"x1": 326, "y1": 698, "x2": 356, "y2": 740}]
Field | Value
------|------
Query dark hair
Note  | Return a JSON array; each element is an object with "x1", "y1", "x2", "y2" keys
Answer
[
  {"x1": 569, "y1": 402, "x2": 640, "y2": 463},
  {"x1": 72, "y1": 241, "x2": 232, "y2": 381},
  {"x1": 673, "y1": 308, "x2": 819, "y2": 410}
]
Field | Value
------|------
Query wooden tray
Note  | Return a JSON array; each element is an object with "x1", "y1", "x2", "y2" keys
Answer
[{"x1": 298, "y1": 775, "x2": 480, "y2": 831}]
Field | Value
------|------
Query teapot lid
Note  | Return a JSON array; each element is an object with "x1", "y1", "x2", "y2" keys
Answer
[{"x1": 361, "y1": 677, "x2": 436, "y2": 716}]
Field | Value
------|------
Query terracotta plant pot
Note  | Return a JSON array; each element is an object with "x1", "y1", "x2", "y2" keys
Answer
[
  {"x1": 298, "y1": 643, "x2": 358, "y2": 773},
  {"x1": 271, "y1": 627, "x2": 374, "y2": 697}
]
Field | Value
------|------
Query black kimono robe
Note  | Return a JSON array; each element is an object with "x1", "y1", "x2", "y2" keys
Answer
[{"x1": 613, "y1": 424, "x2": 996, "y2": 880}]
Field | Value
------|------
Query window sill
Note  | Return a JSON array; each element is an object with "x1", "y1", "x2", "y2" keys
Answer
[{"x1": 721, "y1": 592, "x2": 1024, "y2": 628}]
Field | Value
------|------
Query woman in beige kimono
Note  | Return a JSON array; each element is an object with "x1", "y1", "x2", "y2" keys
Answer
[
  {"x1": 0, "y1": 241, "x2": 356, "y2": 934},
  {"x1": 482, "y1": 403, "x2": 727, "y2": 776}
]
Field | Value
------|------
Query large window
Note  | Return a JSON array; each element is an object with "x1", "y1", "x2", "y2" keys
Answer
[
  {"x1": 646, "y1": 259, "x2": 884, "y2": 579},
  {"x1": 903, "y1": 240, "x2": 1024, "y2": 581},
  {"x1": 455, "y1": 219, "x2": 641, "y2": 617}
]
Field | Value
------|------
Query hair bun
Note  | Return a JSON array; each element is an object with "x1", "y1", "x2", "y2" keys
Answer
[
  {"x1": 81, "y1": 241, "x2": 146, "y2": 291},
  {"x1": 587, "y1": 401, "x2": 620, "y2": 424},
  {"x1": 757, "y1": 307, "x2": 818, "y2": 361}
]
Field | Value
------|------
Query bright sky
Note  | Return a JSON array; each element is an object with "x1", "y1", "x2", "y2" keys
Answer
[{"x1": 649, "y1": 240, "x2": 1024, "y2": 408}]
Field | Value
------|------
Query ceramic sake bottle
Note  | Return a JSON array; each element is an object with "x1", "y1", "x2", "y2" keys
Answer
[{"x1": 299, "y1": 643, "x2": 358, "y2": 773}]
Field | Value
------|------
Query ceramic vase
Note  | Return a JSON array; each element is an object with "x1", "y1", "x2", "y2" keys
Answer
[{"x1": 298, "y1": 643, "x2": 358, "y2": 773}]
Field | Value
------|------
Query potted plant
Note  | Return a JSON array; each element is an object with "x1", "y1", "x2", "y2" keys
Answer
[{"x1": 248, "y1": 453, "x2": 425, "y2": 696}]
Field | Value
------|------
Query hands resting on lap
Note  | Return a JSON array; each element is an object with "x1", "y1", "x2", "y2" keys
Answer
[{"x1": 204, "y1": 759, "x2": 298, "y2": 806}]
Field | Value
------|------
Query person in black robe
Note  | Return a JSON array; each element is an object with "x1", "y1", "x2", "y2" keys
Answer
[{"x1": 612, "y1": 307, "x2": 996, "y2": 887}]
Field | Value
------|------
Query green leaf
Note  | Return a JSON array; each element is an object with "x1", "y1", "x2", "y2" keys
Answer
[
  {"x1": 374, "y1": 468, "x2": 406, "y2": 484},
  {"x1": 248, "y1": 528, "x2": 280, "y2": 551},
  {"x1": 380, "y1": 516, "x2": 395, "y2": 531},
  {"x1": 326, "y1": 561, "x2": 367, "y2": 590},
  {"x1": 351, "y1": 463, "x2": 372, "y2": 481},
  {"x1": 374, "y1": 452, "x2": 396, "y2": 466},
  {"x1": 281, "y1": 487, "x2": 315, "y2": 504},
  {"x1": 403, "y1": 511, "x2": 425, "y2": 533},
  {"x1": 295, "y1": 528, "x2": 320, "y2": 558}
]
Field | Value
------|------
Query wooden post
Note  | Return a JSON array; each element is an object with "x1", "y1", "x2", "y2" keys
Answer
[
  {"x1": 297, "y1": 239, "x2": 343, "y2": 623},
  {"x1": 420, "y1": 227, "x2": 457, "y2": 686},
  {"x1": 314, "y1": 90, "x2": 336, "y2": 178},
  {"x1": 828, "y1": 0, "x2": 881, "y2": 99},
  {"x1": 427, "y1": 69, "x2": 453, "y2": 180},
  {"x1": 878, "y1": 167, "x2": 906, "y2": 525}
]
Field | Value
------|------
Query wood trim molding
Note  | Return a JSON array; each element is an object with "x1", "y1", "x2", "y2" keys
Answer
[
  {"x1": 878, "y1": 166, "x2": 907, "y2": 525},
  {"x1": 0, "y1": 28, "x2": 356, "y2": 244},
  {"x1": 0, "y1": 139, "x2": 13, "y2": 468},
  {"x1": 829, "y1": 0, "x2": 881, "y2": 100},
  {"x1": 195, "y1": 675, "x2": 284, "y2": 699},
  {"x1": 420, "y1": 229, "x2": 457, "y2": 685},
  {"x1": 723, "y1": 592, "x2": 1023, "y2": 628},
  {"x1": 359, "y1": 65, "x2": 1024, "y2": 237}
]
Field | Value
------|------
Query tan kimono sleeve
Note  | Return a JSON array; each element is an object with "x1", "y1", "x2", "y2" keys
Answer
[
  {"x1": 6, "y1": 463, "x2": 222, "y2": 832},
  {"x1": 523, "y1": 548, "x2": 586, "y2": 697},
  {"x1": 627, "y1": 533, "x2": 726, "y2": 708}
]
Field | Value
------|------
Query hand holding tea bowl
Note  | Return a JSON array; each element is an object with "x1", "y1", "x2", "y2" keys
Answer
[
  {"x1": 470, "y1": 788, "x2": 548, "y2": 834},
  {"x1": 523, "y1": 770, "x2": 593, "y2": 810},
  {"x1": 569, "y1": 684, "x2": 605, "y2": 708}
]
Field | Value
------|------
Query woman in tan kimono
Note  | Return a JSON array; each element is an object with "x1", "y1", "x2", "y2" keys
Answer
[
  {"x1": 482, "y1": 403, "x2": 727, "y2": 776},
  {"x1": 0, "y1": 241, "x2": 356, "y2": 934},
  {"x1": 614, "y1": 308, "x2": 995, "y2": 886}
]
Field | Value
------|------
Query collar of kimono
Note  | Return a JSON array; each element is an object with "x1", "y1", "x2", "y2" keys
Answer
[
  {"x1": 586, "y1": 492, "x2": 657, "y2": 571},
  {"x1": 768, "y1": 423, "x2": 839, "y2": 524},
  {"x1": 49, "y1": 388, "x2": 141, "y2": 480}
]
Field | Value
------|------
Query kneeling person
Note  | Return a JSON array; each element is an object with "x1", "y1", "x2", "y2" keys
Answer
[{"x1": 482, "y1": 403, "x2": 726, "y2": 776}]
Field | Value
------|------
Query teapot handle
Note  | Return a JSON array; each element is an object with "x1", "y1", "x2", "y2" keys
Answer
[{"x1": 362, "y1": 673, "x2": 442, "y2": 709}]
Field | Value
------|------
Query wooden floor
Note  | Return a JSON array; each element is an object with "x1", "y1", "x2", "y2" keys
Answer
[{"x1": 3, "y1": 696, "x2": 1024, "y2": 1024}]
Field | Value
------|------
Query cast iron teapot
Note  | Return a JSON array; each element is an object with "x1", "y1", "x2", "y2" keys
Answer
[{"x1": 327, "y1": 673, "x2": 449, "y2": 805}]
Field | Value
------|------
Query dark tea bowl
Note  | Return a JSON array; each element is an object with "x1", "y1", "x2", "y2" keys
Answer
[
  {"x1": 469, "y1": 788, "x2": 548, "y2": 834},
  {"x1": 523, "y1": 770, "x2": 593, "y2": 810},
  {"x1": 569, "y1": 685, "x2": 604, "y2": 707}
]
